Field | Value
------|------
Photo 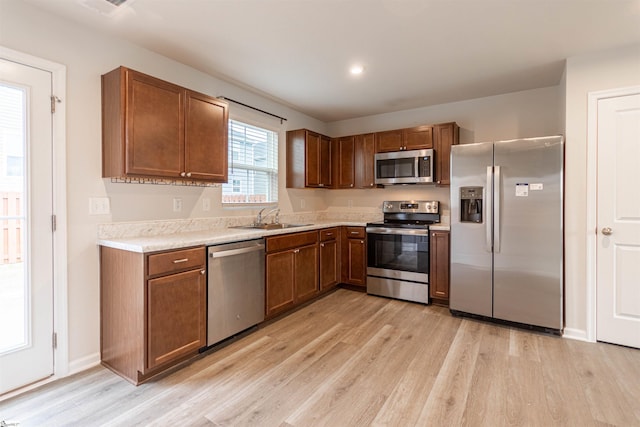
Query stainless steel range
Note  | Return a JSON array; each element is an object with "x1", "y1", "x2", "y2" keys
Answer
[{"x1": 366, "y1": 200, "x2": 440, "y2": 304}]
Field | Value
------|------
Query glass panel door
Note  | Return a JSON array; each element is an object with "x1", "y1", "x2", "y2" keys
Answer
[{"x1": 0, "y1": 58, "x2": 54, "y2": 395}]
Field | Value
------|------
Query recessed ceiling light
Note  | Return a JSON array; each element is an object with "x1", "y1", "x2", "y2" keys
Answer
[{"x1": 350, "y1": 65, "x2": 365, "y2": 75}]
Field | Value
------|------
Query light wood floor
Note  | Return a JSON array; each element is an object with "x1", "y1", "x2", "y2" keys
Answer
[{"x1": 2, "y1": 289, "x2": 639, "y2": 426}]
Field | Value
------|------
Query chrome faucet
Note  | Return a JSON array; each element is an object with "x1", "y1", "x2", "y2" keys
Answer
[{"x1": 256, "y1": 207, "x2": 280, "y2": 225}]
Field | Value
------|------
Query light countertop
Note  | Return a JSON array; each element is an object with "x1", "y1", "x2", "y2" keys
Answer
[{"x1": 98, "y1": 217, "x2": 450, "y2": 253}]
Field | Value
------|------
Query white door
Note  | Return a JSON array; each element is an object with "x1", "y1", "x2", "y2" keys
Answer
[
  {"x1": 596, "y1": 92, "x2": 640, "y2": 349},
  {"x1": 0, "y1": 58, "x2": 54, "y2": 394}
]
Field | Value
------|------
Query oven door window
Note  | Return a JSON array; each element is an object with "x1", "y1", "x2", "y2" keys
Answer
[{"x1": 367, "y1": 233, "x2": 429, "y2": 274}]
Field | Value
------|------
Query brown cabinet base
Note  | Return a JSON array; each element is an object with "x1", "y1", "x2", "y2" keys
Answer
[{"x1": 100, "y1": 246, "x2": 206, "y2": 385}]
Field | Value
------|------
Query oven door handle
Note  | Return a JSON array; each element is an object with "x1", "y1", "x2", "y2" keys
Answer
[{"x1": 365, "y1": 227, "x2": 430, "y2": 236}]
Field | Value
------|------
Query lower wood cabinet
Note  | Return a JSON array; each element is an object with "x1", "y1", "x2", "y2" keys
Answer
[
  {"x1": 147, "y1": 268, "x2": 206, "y2": 370},
  {"x1": 100, "y1": 245, "x2": 206, "y2": 385},
  {"x1": 265, "y1": 231, "x2": 319, "y2": 318},
  {"x1": 341, "y1": 226, "x2": 367, "y2": 287},
  {"x1": 429, "y1": 230, "x2": 450, "y2": 303},
  {"x1": 319, "y1": 228, "x2": 340, "y2": 291}
]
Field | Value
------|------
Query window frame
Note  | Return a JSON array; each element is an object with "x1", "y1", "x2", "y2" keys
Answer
[{"x1": 222, "y1": 114, "x2": 282, "y2": 208}]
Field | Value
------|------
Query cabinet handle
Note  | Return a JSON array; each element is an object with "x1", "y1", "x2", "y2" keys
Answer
[
  {"x1": 180, "y1": 172, "x2": 186, "y2": 177},
  {"x1": 326, "y1": 233, "x2": 333, "y2": 236},
  {"x1": 350, "y1": 231, "x2": 359, "y2": 235},
  {"x1": 173, "y1": 258, "x2": 189, "y2": 264}
]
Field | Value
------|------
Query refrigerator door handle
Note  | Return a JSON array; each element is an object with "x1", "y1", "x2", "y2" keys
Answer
[
  {"x1": 486, "y1": 166, "x2": 493, "y2": 252},
  {"x1": 494, "y1": 165, "x2": 501, "y2": 253}
]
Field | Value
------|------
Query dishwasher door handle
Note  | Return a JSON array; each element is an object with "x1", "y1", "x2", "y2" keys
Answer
[{"x1": 209, "y1": 245, "x2": 265, "y2": 259}]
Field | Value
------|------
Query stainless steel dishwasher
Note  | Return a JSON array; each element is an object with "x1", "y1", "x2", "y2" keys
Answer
[{"x1": 207, "y1": 239, "x2": 265, "y2": 346}]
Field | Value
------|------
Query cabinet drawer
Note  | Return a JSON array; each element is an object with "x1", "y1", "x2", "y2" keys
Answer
[
  {"x1": 344, "y1": 227, "x2": 366, "y2": 239},
  {"x1": 319, "y1": 228, "x2": 339, "y2": 242},
  {"x1": 266, "y1": 231, "x2": 318, "y2": 253},
  {"x1": 147, "y1": 247, "x2": 205, "y2": 277}
]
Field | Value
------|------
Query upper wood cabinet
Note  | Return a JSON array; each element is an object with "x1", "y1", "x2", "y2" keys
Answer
[
  {"x1": 333, "y1": 136, "x2": 356, "y2": 188},
  {"x1": 375, "y1": 125, "x2": 433, "y2": 152},
  {"x1": 354, "y1": 133, "x2": 376, "y2": 188},
  {"x1": 102, "y1": 66, "x2": 228, "y2": 182},
  {"x1": 286, "y1": 129, "x2": 332, "y2": 188},
  {"x1": 433, "y1": 122, "x2": 460, "y2": 186}
]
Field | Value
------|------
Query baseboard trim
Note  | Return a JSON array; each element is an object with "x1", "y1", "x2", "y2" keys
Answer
[
  {"x1": 562, "y1": 328, "x2": 593, "y2": 342},
  {"x1": 68, "y1": 352, "x2": 101, "y2": 375}
]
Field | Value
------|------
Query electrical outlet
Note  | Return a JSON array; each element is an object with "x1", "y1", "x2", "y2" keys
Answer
[
  {"x1": 202, "y1": 198, "x2": 210, "y2": 211},
  {"x1": 173, "y1": 198, "x2": 183, "y2": 212},
  {"x1": 89, "y1": 197, "x2": 110, "y2": 215}
]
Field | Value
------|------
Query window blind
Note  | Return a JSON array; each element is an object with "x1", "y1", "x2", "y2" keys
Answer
[{"x1": 222, "y1": 119, "x2": 278, "y2": 204}]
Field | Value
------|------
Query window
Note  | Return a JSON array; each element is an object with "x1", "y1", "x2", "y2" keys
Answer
[{"x1": 222, "y1": 119, "x2": 278, "y2": 204}]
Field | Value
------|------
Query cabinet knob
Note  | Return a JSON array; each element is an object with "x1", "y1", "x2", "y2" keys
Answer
[
  {"x1": 294, "y1": 249, "x2": 300, "y2": 253},
  {"x1": 186, "y1": 172, "x2": 192, "y2": 178},
  {"x1": 180, "y1": 172, "x2": 186, "y2": 177},
  {"x1": 200, "y1": 270, "x2": 206, "y2": 275},
  {"x1": 360, "y1": 240, "x2": 364, "y2": 244},
  {"x1": 320, "y1": 243, "x2": 325, "y2": 247}
]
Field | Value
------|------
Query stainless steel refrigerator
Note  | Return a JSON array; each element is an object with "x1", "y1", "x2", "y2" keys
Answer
[{"x1": 449, "y1": 136, "x2": 564, "y2": 332}]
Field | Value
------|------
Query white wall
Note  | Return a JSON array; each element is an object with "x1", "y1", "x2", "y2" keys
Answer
[
  {"x1": 1, "y1": 0, "x2": 327, "y2": 369},
  {"x1": 563, "y1": 43, "x2": 640, "y2": 339},
  {"x1": 324, "y1": 86, "x2": 564, "y2": 212}
]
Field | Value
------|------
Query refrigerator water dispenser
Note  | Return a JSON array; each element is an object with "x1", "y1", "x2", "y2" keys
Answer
[{"x1": 460, "y1": 186, "x2": 483, "y2": 223}]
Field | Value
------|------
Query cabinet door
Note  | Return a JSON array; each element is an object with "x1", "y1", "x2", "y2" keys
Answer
[
  {"x1": 429, "y1": 231, "x2": 450, "y2": 300},
  {"x1": 184, "y1": 91, "x2": 228, "y2": 182},
  {"x1": 319, "y1": 135, "x2": 332, "y2": 187},
  {"x1": 126, "y1": 70, "x2": 184, "y2": 178},
  {"x1": 375, "y1": 129, "x2": 403, "y2": 152},
  {"x1": 355, "y1": 133, "x2": 376, "y2": 188},
  {"x1": 305, "y1": 131, "x2": 322, "y2": 187},
  {"x1": 147, "y1": 268, "x2": 206, "y2": 370},
  {"x1": 345, "y1": 234, "x2": 367, "y2": 287},
  {"x1": 295, "y1": 244, "x2": 319, "y2": 302},
  {"x1": 266, "y1": 250, "x2": 296, "y2": 317},
  {"x1": 336, "y1": 136, "x2": 355, "y2": 188},
  {"x1": 404, "y1": 125, "x2": 433, "y2": 150},
  {"x1": 433, "y1": 123, "x2": 459, "y2": 186},
  {"x1": 319, "y1": 239, "x2": 339, "y2": 291}
]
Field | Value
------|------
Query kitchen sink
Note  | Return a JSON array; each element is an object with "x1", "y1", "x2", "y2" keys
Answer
[{"x1": 230, "y1": 223, "x2": 313, "y2": 230}]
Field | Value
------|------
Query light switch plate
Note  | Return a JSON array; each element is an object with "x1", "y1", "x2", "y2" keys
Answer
[
  {"x1": 173, "y1": 198, "x2": 183, "y2": 212},
  {"x1": 89, "y1": 197, "x2": 110, "y2": 215}
]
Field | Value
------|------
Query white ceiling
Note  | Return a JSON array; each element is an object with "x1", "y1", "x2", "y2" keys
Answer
[{"x1": 22, "y1": 0, "x2": 640, "y2": 122}]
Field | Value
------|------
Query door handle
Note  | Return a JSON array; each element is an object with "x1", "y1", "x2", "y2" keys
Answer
[
  {"x1": 485, "y1": 166, "x2": 492, "y2": 253},
  {"x1": 601, "y1": 227, "x2": 613, "y2": 236},
  {"x1": 494, "y1": 165, "x2": 501, "y2": 253}
]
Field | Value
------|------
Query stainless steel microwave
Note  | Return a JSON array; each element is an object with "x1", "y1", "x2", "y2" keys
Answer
[{"x1": 374, "y1": 149, "x2": 434, "y2": 185}]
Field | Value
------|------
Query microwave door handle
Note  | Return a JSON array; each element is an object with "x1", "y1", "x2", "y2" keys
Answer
[
  {"x1": 494, "y1": 165, "x2": 501, "y2": 253},
  {"x1": 486, "y1": 166, "x2": 492, "y2": 253}
]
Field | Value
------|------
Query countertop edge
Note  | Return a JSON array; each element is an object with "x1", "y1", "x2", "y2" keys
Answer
[{"x1": 97, "y1": 221, "x2": 372, "y2": 253}]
